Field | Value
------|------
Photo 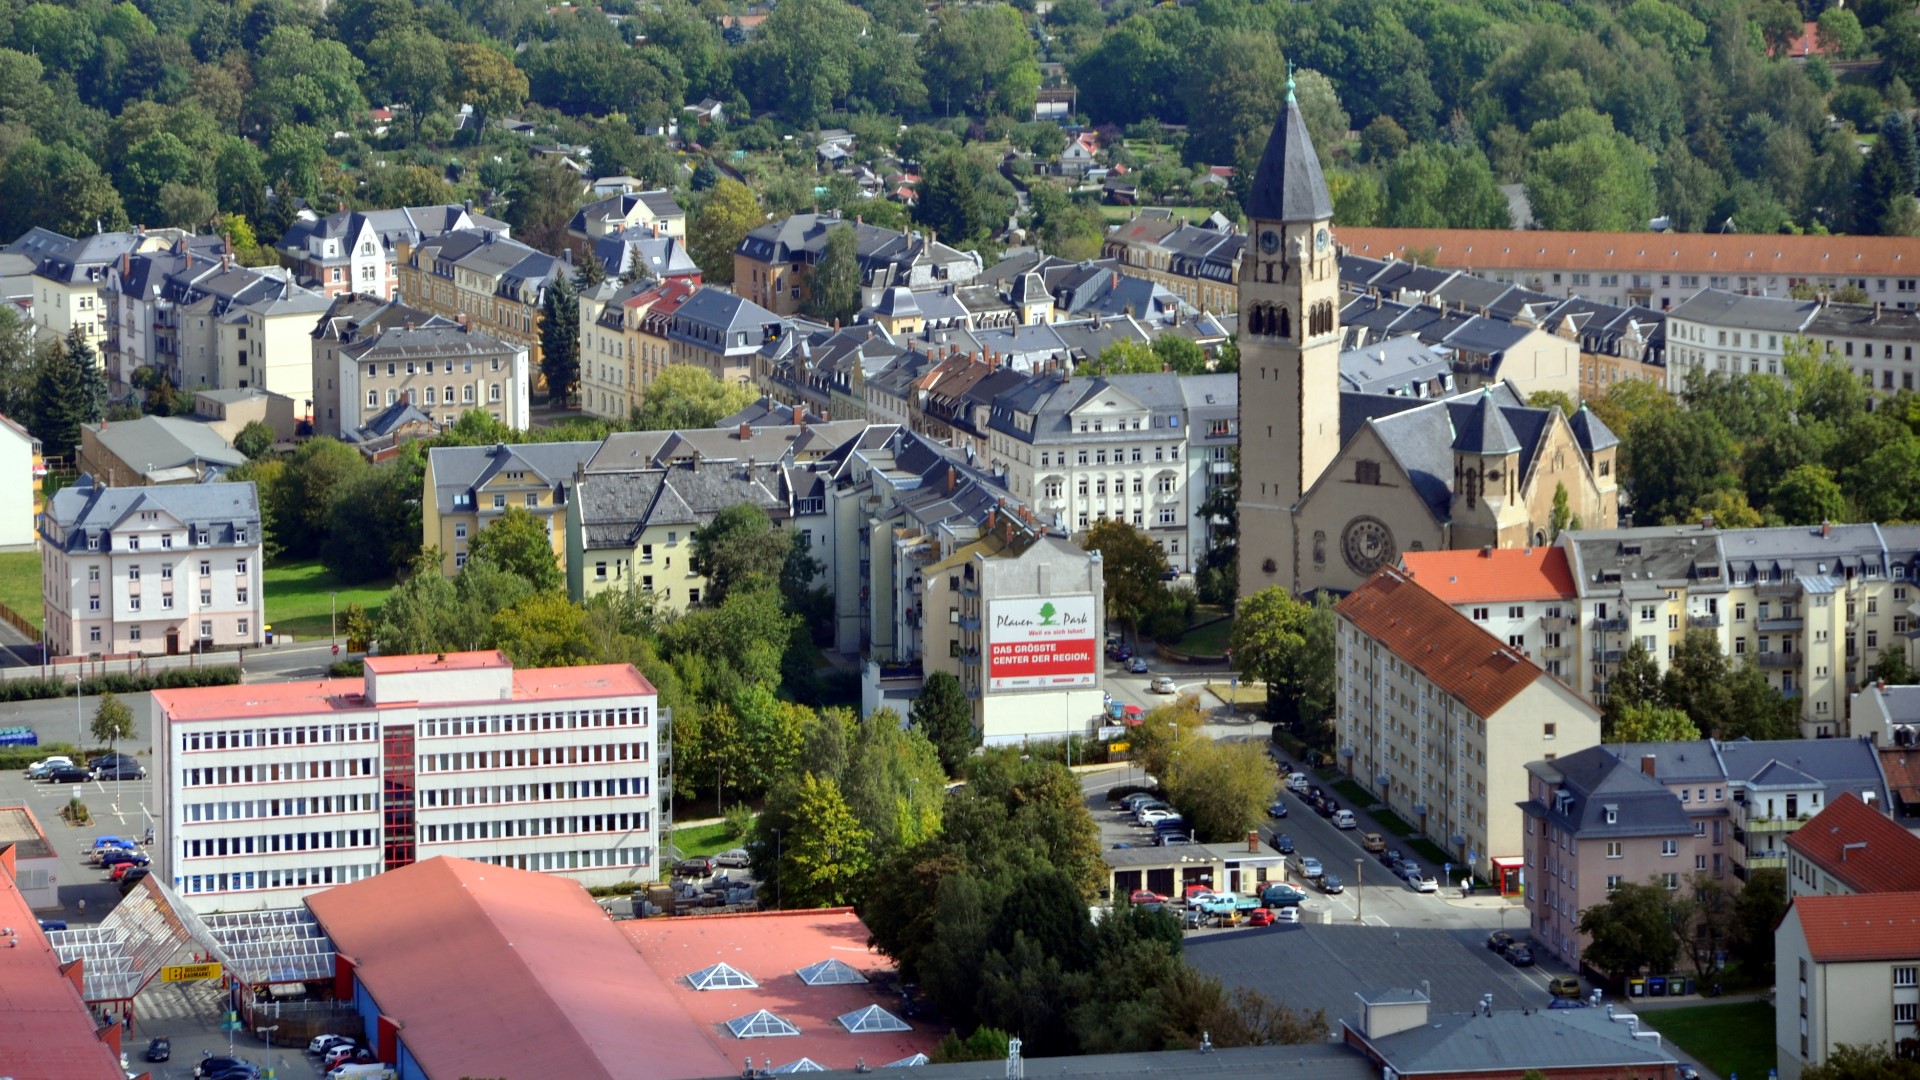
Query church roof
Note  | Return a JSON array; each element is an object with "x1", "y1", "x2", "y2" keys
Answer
[
  {"x1": 1244, "y1": 85, "x2": 1332, "y2": 223},
  {"x1": 1568, "y1": 404, "x2": 1620, "y2": 453},
  {"x1": 1454, "y1": 389, "x2": 1521, "y2": 455}
]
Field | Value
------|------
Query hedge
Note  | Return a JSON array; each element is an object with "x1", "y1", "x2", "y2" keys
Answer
[{"x1": 0, "y1": 665, "x2": 241, "y2": 704}]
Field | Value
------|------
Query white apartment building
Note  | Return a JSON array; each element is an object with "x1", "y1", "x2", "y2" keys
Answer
[
  {"x1": 1666, "y1": 288, "x2": 1920, "y2": 394},
  {"x1": 150, "y1": 650, "x2": 659, "y2": 915},
  {"x1": 39, "y1": 477, "x2": 263, "y2": 658},
  {"x1": 1776, "y1": 893, "x2": 1920, "y2": 1080}
]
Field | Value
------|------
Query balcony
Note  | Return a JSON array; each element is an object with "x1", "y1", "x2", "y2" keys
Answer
[
  {"x1": 957, "y1": 614, "x2": 980, "y2": 632},
  {"x1": 1688, "y1": 613, "x2": 1723, "y2": 629},
  {"x1": 1595, "y1": 648, "x2": 1624, "y2": 664},
  {"x1": 1744, "y1": 813, "x2": 1811, "y2": 833},
  {"x1": 1756, "y1": 650, "x2": 1804, "y2": 668},
  {"x1": 1756, "y1": 616, "x2": 1804, "y2": 632},
  {"x1": 1539, "y1": 613, "x2": 1575, "y2": 631},
  {"x1": 1591, "y1": 616, "x2": 1629, "y2": 633},
  {"x1": 958, "y1": 649, "x2": 981, "y2": 667},
  {"x1": 1756, "y1": 579, "x2": 1799, "y2": 596}
]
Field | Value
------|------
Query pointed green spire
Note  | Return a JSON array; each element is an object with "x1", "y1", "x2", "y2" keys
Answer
[{"x1": 1286, "y1": 60, "x2": 1296, "y2": 103}]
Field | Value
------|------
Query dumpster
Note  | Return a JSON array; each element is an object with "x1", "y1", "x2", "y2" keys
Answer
[
  {"x1": 1648, "y1": 976, "x2": 1667, "y2": 997},
  {"x1": 1680, "y1": 976, "x2": 1696, "y2": 996},
  {"x1": 1628, "y1": 978, "x2": 1647, "y2": 997}
]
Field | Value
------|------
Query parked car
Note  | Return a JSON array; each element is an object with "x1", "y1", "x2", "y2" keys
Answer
[
  {"x1": 1150, "y1": 675, "x2": 1177, "y2": 694},
  {"x1": 1152, "y1": 819, "x2": 1188, "y2": 837},
  {"x1": 1266, "y1": 801, "x2": 1289, "y2": 819},
  {"x1": 1316, "y1": 798, "x2": 1341, "y2": 819},
  {"x1": 1129, "y1": 889, "x2": 1167, "y2": 906},
  {"x1": 1331, "y1": 809, "x2": 1357, "y2": 829},
  {"x1": 1486, "y1": 931, "x2": 1516, "y2": 954},
  {"x1": 44, "y1": 764, "x2": 94, "y2": 783},
  {"x1": 1270, "y1": 833, "x2": 1295, "y2": 855},
  {"x1": 1505, "y1": 945, "x2": 1536, "y2": 967},
  {"x1": 1319, "y1": 874, "x2": 1345, "y2": 894},
  {"x1": 673, "y1": 856, "x2": 715, "y2": 878},
  {"x1": 110, "y1": 860, "x2": 148, "y2": 881},
  {"x1": 1119, "y1": 793, "x2": 1164, "y2": 811},
  {"x1": 1285, "y1": 772, "x2": 1308, "y2": 792},
  {"x1": 88, "y1": 836, "x2": 136, "y2": 852},
  {"x1": 1411, "y1": 874, "x2": 1439, "y2": 893},
  {"x1": 1111, "y1": 842, "x2": 1134, "y2": 850},
  {"x1": 713, "y1": 848, "x2": 750, "y2": 869},
  {"x1": 1546, "y1": 975, "x2": 1583, "y2": 998},
  {"x1": 117, "y1": 867, "x2": 150, "y2": 894},
  {"x1": 1137, "y1": 808, "x2": 1176, "y2": 826},
  {"x1": 1247, "y1": 907, "x2": 1274, "y2": 927},
  {"x1": 1379, "y1": 847, "x2": 1403, "y2": 868},
  {"x1": 1156, "y1": 833, "x2": 1192, "y2": 846},
  {"x1": 324, "y1": 1045, "x2": 358, "y2": 1068},
  {"x1": 1261, "y1": 883, "x2": 1307, "y2": 908},
  {"x1": 1547, "y1": 998, "x2": 1592, "y2": 1010},
  {"x1": 310, "y1": 1035, "x2": 354, "y2": 1056},
  {"x1": 26, "y1": 756, "x2": 73, "y2": 778},
  {"x1": 95, "y1": 762, "x2": 145, "y2": 780},
  {"x1": 98, "y1": 848, "x2": 147, "y2": 868},
  {"x1": 1182, "y1": 885, "x2": 1217, "y2": 904},
  {"x1": 1272, "y1": 905, "x2": 1302, "y2": 923},
  {"x1": 1395, "y1": 859, "x2": 1422, "y2": 880},
  {"x1": 1127, "y1": 656, "x2": 1149, "y2": 674},
  {"x1": 145, "y1": 1037, "x2": 170, "y2": 1062},
  {"x1": 1360, "y1": 832, "x2": 1386, "y2": 853},
  {"x1": 38, "y1": 919, "x2": 66, "y2": 932},
  {"x1": 1298, "y1": 856, "x2": 1323, "y2": 879},
  {"x1": 195, "y1": 1057, "x2": 250, "y2": 1078}
]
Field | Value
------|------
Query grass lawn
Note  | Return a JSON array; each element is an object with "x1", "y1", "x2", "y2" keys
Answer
[
  {"x1": 1173, "y1": 615, "x2": 1233, "y2": 656},
  {"x1": 1650, "y1": 1001, "x2": 1775, "y2": 1080},
  {"x1": 1332, "y1": 778, "x2": 1377, "y2": 807},
  {"x1": 0, "y1": 550, "x2": 41, "y2": 630},
  {"x1": 1205, "y1": 680, "x2": 1266, "y2": 706},
  {"x1": 263, "y1": 560, "x2": 393, "y2": 640}
]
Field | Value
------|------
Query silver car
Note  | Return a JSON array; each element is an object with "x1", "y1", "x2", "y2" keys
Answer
[{"x1": 1299, "y1": 856, "x2": 1323, "y2": 879}]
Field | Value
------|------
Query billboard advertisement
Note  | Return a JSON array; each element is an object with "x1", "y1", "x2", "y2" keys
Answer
[{"x1": 986, "y1": 595, "x2": 1098, "y2": 692}]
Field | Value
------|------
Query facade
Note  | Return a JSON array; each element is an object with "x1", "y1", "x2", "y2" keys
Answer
[
  {"x1": 276, "y1": 204, "x2": 508, "y2": 299},
  {"x1": 151, "y1": 651, "x2": 659, "y2": 914},
  {"x1": 395, "y1": 230, "x2": 564, "y2": 377},
  {"x1": 1667, "y1": 288, "x2": 1920, "y2": 395},
  {"x1": 0, "y1": 414, "x2": 39, "y2": 547},
  {"x1": 1399, "y1": 546, "x2": 1581, "y2": 683},
  {"x1": 1337, "y1": 227, "x2": 1920, "y2": 313},
  {"x1": 1101, "y1": 216, "x2": 1245, "y2": 315},
  {"x1": 423, "y1": 441, "x2": 600, "y2": 577},
  {"x1": 76, "y1": 415, "x2": 248, "y2": 486},
  {"x1": 576, "y1": 277, "x2": 699, "y2": 422},
  {"x1": 734, "y1": 212, "x2": 982, "y2": 317},
  {"x1": 1336, "y1": 566, "x2": 1603, "y2": 880},
  {"x1": 1521, "y1": 746, "x2": 1716, "y2": 968},
  {"x1": 1338, "y1": 292, "x2": 1582, "y2": 400},
  {"x1": 313, "y1": 295, "x2": 530, "y2": 435},
  {"x1": 1783, "y1": 792, "x2": 1920, "y2": 898},
  {"x1": 565, "y1": 190, "x2": 686, "y2": 246},
  {"x1": 40, "y1": 477, "x2": 263, "y2": 658},
  {"x1": 33, "y1": 229, "x2": 179, "y2": 357},
  {"x1": 1775, "y1": 892, "x2": 1920, "y2": 1080},
  {"x1": 660, "y1": 285, "x2": 786, "y2": 388}
]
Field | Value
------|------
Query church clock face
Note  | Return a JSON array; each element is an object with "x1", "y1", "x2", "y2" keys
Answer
[
  {"x1": 1341, "y1": 516, "x2": 1396, "y2": 576},
  {"x1": 1259, "y1": 229, "x2": 1282, "y2": 255},
  {"x1": 1315, "y1": 227, "x2": 1331, "y2": 252}
]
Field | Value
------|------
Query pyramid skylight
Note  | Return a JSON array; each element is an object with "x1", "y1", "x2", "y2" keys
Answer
[
  {"x1": 726, "y1": 1009, "x2": 801, "y2": 1039},
  {"x1": 838, "y1": 1005, "x2": 913, "y2": 1034},
  {"x1": 796, "y1": 958, "x2": 869, "y2": 986},
  {"x1": 883, "y1": 1053, "x2": 929, "y2": 1068},
  {"x1": 687, "y1": 962, "x2": 758, "y2": 991},
  {"x1": 770, "y1": 1059, "x2": 826, "y2": 1073}
]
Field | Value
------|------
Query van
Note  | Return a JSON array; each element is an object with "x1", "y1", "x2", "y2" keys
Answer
[
  {"x1": 328, "y1": 1065, "x2": 396, "y2": 1080},
  {"x1": 1546, "y1": 975, "x2": 1582, "y2": 998},
  {"x1": 1285, "y1": 772, "x2": 1307, "y2": 793}
]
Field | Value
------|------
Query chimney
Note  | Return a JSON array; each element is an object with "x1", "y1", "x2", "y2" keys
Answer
[
  {"x1": 1246, "y1": 830, "x2": 1258, "y2": 853},
  {"x1": 740, "y1": 422, "x2": 752, "y2": 441},
  {"x1": 1822, "y1": 520, "x2": 1832, "y2": 537},
  {"x1": 1640, "y1": 754, "x2": 1657, "y2": 778},
  {"x1": 945, "y1": 466, "x2": 956, "y2": 495},
  {"x1": 1481, "y1": 546, "x2": 1493, "y2": 558},
  {"x1": 120, "y1": 252, "x2": 130, "y2": 276},
  {"x1": 792, "y1": 405, "x2": 803, "y2": 425}
]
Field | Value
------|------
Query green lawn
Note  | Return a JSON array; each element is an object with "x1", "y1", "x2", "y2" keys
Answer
[
  {"x1": 1649, "y1": 1001, "x2": 1776, "y2": 1080},
  {"x1": 263, "y1": 560, "x2": 393, "y2": 640},
  {"x1": 0, "y1": 550, "x2": 41, "y2": 630},
  {"x1": 1173, "y1": 613, "x2": 1234, "y2": 656}
]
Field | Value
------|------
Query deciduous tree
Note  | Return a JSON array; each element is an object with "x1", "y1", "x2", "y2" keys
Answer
[
  {"x1": 91, "y1": 691, "x2": 135, "y2": 753},
  {"x1": 910, "y1": 671, "x2": 976, "y2": 775},
  {"x1": 1577, "y1": 880, "x2": 1683, "y2": 981},
  {"x1": 1608, "y1": 702, "x2": 1701, "y2": 744},
  {"x1": 467, "y1": 505, "x2": 562, "y2": 593},
  {"x1": 1081, "y1": 518, "x2": 1170, "y2": 634},
  {"x1": 801, "y1": 224, "x2": 861, "y2": 327},
  {"x1": 689, "y1": 503, "x2": 790, "y2": 607},
  {"x1": 687, "y1": 178, "x2": 760, "y2": 285},
  {"x1": 1230, "y1": 587, "x2": 1336, "y2": 728}
]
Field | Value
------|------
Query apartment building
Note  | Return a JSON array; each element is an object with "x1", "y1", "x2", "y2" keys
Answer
[
  {"x1": 33, "y1": 229, "x2": 183, "y2": 357},
  {"x1": 40, "y1": 477, "x2": 263, "y2": 658},
  {"x1": 1335, "y1": 566, "x2": 1603, "y2": 880},
  {"x1": 1400, "y1": 546, "x2": 1582, "y2": 684},
  {"x1": 734, "y1": 213, "x2": 982, "y2": 316},
  {"x1": 565, "y1": 190, "x2": 686, "y2": 246},
  {"x1": 395, "y1": 230, "x2": 564, "y2": 377},
  {"x1": 1101, "y1": 216, "x2": 1245, "y2": 315},
  {"x1": 1783, "y1": 792, "x2": 1920, "y2": 899},
  {"x1": 1337, "y1": 227, "x2": 1920, "y2": 313},
  {"x1": 1776, "y1": 893, "x2": 1920, "y2": 1080},
  {"x1": 276, "y1": 204, "x2": 508, "y2": 299},
  {"x1": 1667, "y1": 288, "x2": 1920, "y2": 395},
  {"x1": 149, "y1": 650, "x2": 659, "y2": 914},
  {"x1": 101, "y1": 234, "x2": 226, "y2": 387},
  {"x1": 1339, "y1": 293, "x2": 1581, "y2": 400},
  {"x1": 660, "y1": 285, "x2": 787, "y2": 388},
  {"x1": 751, "y1": 322, "x2": 912, "y2": 425},
  {"x1": 423, "y1": 441, "x2": 600, "y2": 577},
  {"x1": 576, "y1": 277, "x2": 699, "y2": 422},
  {"x1": 312, "y1": 295, "x2": 529, "y2": 436}
]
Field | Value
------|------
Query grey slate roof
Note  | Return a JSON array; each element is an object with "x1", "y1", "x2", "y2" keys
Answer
[
  {"x1": 1455, "y1": 390, "x2": 1522, "y2": 455},
  {"x1": 85, "y1": 417, "x2": 247, "y2": 476},
  {"x1": 1360, "y1": 1005, "x2": 1677, "y2": 1073},
  {"x1": 44, "y1": 477, "x2": 260, "y2": 552},
  {"x1": 1523, "y1": 745, "x2": 1694, "y2": 838},
  {"x1": 575, "y1": 460, "x2": 788, "y2": 547},
  {"x1": 1334, "y1": 384, "x2": 1544, "y2": 524},
  {"x1": 1244, "y1": 92, "x2": 1332, "y2": 223},
  {"x1": 346, "y1": 399, "x2": 437, "y2": 443},
  {"x1": 341, "y1": 319, "x2": 517, "y2": 362},
  {"x1": 1339, "y1": 335, "x2": 1453, "y2": 396},
  {"x1": 1715, "y1": 737, "x2": 1889, "y2": 805},
  {"x1": 428, "y1": 441, "x2": 600, "y2": 513},
  {"x1": 1561, "y1": 527, "x2": 1730, "y2": 598},
  {"x1": 1567, "y1": 404, "x2": 1619, "y2": 453},
  {"x1": 1668, "y1": 288, "x2": 1819, "y2": 332}
]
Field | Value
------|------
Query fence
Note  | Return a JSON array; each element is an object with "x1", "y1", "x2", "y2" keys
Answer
[
  {"x1": 1, "y1": 648, "x2": 246, "y2": 683},
  {"x1": 0, "y1": 601, "x2": 41, "y2": 643}
]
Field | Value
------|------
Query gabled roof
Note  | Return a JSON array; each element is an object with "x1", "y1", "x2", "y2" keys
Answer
[
  {"x1": 1454, "y1": 389, "x2": 1521, "y2": 455},
  {"x1": 1401, "y1": 546, "x2": 1576, "y2": 604},
  {"x1": 1244, "y1": 86, "x2": 1332, "y2": 223},
  {"x1": 1783, "y1": 793, "x2": 1920, "y2": 893},
  {"x1": 1522, "y1": 745, "x2": 1693, "y2": 838},
  {"x1": 1353, "y1": 1005, "x2": 1678, "y2": 1073},
  {"x1": 1790, "y1": 892, "x2": 1920, "y2": 963},
  {"x1": 1337, "y1": 567, "x2": 1555, "y2": 718}
]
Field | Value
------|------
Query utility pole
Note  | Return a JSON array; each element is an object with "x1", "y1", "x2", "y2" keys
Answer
[{"x1": 1355, "y1": 858, "x2": 1364, "y2": 924}]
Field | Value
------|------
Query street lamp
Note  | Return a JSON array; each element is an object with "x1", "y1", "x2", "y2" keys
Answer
[
  {"x1": 330, "y1": 591, "x2": 338, "y2": 652},
  {"x1": 1355, "y1": 858, "x2": 1365, "y2": 924},
  {"x1": 72, "y1": 674, "x2": 82, "y2": 749}
]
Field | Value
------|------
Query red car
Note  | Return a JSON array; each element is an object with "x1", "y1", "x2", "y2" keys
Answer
[
  {"x1": 110, "y1": 861, "x2": 142, "y2": 881},
  {"x1": 1247, "y1": 908, "x2": 1274, "y2": 927},
  {"x1": 1129, "y1": 889, "x2": 1167, "y2": 906}
]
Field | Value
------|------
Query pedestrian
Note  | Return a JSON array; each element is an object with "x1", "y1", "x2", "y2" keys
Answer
[{"x1": 76, "y1": 897, "x2": 86, "y2": 917}]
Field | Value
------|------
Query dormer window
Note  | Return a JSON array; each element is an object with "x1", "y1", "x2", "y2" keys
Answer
[{"x1": 1604, "y1": 805, "x2": 1618, "y2": 824}]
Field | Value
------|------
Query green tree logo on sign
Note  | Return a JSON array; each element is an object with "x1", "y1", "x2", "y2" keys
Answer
[{"x1": 1037, "y1": 602, "x2": 1057, "y2": 625}]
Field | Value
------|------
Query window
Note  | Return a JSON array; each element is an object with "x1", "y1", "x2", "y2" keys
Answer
[
  {"x1": 1543, "y1": 722, "x2": 1556, "y2": 739},
  {"x1": 1662, "y1": 839, "x2": 1679, "y2": 856},
  {"x1": 1606, "y1": 874, "x2": 1622, "y2": 892},
  {"x1": 1472, "y1": 607, "x2": 1489, "y2": 620},
  {"x1": 236, "y1": 558, "x2": 248, "y2": 574},
  {"x1": 1606, "y1": 841, "x2": 1623, "y2": 859},
  {"x1": 130, "y1": 627, "x2": 141, "y2": 641},
  {"x1": 200, "y1": 621, "x2": 212, "y2": 638},
  {"x1": 1509, "y1": 605, "x2": 1525, "y2": 619},
  {"x1": 1896, "y1": 967, "x2": 1918, "y2": 987},
  {"x1": 237, "y1": 619, "x2": 248, "y2": 636},
  {"x1": 89, "y1": 626, "x2": 101, "y2": 643},
  {"x1": 525, "y1": 493, "x2": 539, "y2": 508},
  {"x1": 454, "y1": 524, "x2": 467, "y2": 540},
  {"x1": 1663, "y1": 872, "x2": 1680, "y2": 890},
  {"x1": 1898, "y1": 1003, "x2": 1918, "y2": 1025},
  {"x1": 127, "y1": 566, "x2": 140, "y2": 581},
  {"x1": 1640, "y1": 603, "x2": 1657, "y2": 622},
  {"x1": 493, "y1": 494, "x2": 506, "y2": 509}
]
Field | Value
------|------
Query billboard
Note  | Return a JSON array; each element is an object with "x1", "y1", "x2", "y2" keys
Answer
[{"x1": 986, "y1": 595, "x2": 1098, "y2": 692}]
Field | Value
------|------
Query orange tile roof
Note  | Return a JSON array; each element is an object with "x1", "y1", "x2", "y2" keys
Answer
[
  {"x1": 153, "y1": 663, "x2": 654, "y2": 721},
  {"x1": 1791, "y1": 892, "x2": 1920, "y2": 963},
  {"x1": 363, "y1": 649, "x2": 509, "y2": 674},
  {"x1": 1337, "y1": 227, "x2": 1920, "y2": 279},
  {"x1": 1400, "y1": 547, "x2": 1576, "y2": 605},
  {"x1": 1783, "y1": 793, "x2": 1920, "y2": 893},
  {"x1": 307, "y1": 857, "x2": 734, "y2": 1080},
  {"x1": 1337, "y1": 567, "x2": 1546, "y2": 717},
  {"x1": 622, "y1": 908, "x2": 942, "y2": 1071},
  {"x1": 0, "y1": 856, "x2": 127, "y2": 1079},
  {"x1": 1878, "y1": 746, "x2": 1920, "y2": 806}
]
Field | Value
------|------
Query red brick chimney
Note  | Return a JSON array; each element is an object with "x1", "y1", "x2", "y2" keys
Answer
[
  {"x1": 792, "y1": 405, "x2": 803, "y2": 425},
  {"x1": 945, "y1": 466, "x2": 956, "y2": 495},
  {"x1": 739, "y1": 422, "x2": 752, "y2": 441},
  {"x1": 1640, "y1": 754, "x2": 1657, "y2": 778}
]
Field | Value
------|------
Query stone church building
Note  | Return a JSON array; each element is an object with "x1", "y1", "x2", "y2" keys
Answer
[{"x1": 1236, "y1": 81, "x2": 1620, "y2": 598}]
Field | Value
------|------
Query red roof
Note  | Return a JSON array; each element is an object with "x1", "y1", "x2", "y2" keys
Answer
[
  {"x1": 1337, "y1": 227, "x2": 1920, "y2": 279},
  {"x1": 1400, "y1": 547, "x2": 1576, "y2": 605},
  {"x1": 0, "y1": 855, "x2": 127, "y2": 1079},
  {"x1": 1791, "y1": 892, "x2": 1920, "y2": 962},
  {"x1": 153, "y1": 663, "x2": 654, "y2": 721},
  {"x1": 623, "y1": 909, "x2": 943, "y2": 1071},
  {"x1": 1879, "y1": 747, "x2": 1920, "y2": 807},
  {"x1": 1783, "y1": 793, "x2": 1920, "y2": 893},
  {"x1": 1337, "y1": 567, "x2": 1549, "y2": 717},
  {"x1": 363, "y1": 650, "x2": 508, "y2": 674},
  {"x1": 307, "y1": 857, "x2": 734, "y2": 1080}
]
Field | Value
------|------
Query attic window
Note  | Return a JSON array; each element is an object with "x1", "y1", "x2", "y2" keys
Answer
[{"x1": 1604, "y1": 805, "x2": 1618, "y2": 824}]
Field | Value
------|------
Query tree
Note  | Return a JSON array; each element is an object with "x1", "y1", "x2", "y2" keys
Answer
[
  {"x1": 0, "y1": 140, "x2": 129, "y2": 241},
  {"x1": 919, "y1": 5, "x2": 1040, "y2": 119},
  {"x1": 1577, "y1": 880, "x2": 1683, "y2": 981},
  {"x1": 1801, "y1": 1042, "x2": 1920, "y2": 1080},
  {"x1": 31, "y1": 329, "x2": 107, "y2": 460},
  {"x1": 234, "y1": 421, "x2": 275, "y2": 460},
  {"x1": 1156, "y1": 728, "x2": 1273, "y2": 842},
  {"x1": 689, "y1": 504, "x2": 791, "y2": 607},
  {"x1": 1526, "y1": 131, "x2": 1657, "y2": 232},
  {"x1": 1816, "y1": 7, "x2": 1866, "y2": 60},
  {"x1": 1609, "y1": 702, "x2": 1702, "y2": 743},
  {"x1": 840, "y1": 708, "x2": 947, "y2": 854},
  {"x1": 467, "y1": 506, "x2": 562, "y2": 593},
  {"x1": 687, "y1": 178, "x2": 760, "y2": 285},
  {"x1": 1383, "y1": 143, "x2": 1513, "y2": 229},
  {"x1": 504, "y1": 158, "x2": 583, "y2": 258},
  {"x1": 448, "y1": 42, "x2": 527, "y2": 139},
  {"x1": 366, "y1": 28, "x2": 450, "y2": 138},
  {"x1": 1081, "y1": 519, "x2": 1169, "y2": 634},
  {"x1": 1621, "y1": 408, "x2": 1737, "y2": 526},
  {"x1": 1769, "y1": 463, "x2": 1848, "y2": 525},
  {"x1": 539, "y1": 274, "x2": 580, "y2": 406},
  {"x1": 1725, "y1": 867, "x2": 1784, "y2": 979},
  {"x1": 491, "y1": 591, "x2": 594, "y2": 667},
  {"x1": 1081, "y1": 340, "x2": 1161, "y2": 376},
  {"x1": 801, "y1": 225, "x2": 861, "y2": 327},
  {"x1": 916, "y1": 147, "x2": 1014, "y2": 247},
  {"x1": 1231, "y1": 587, "x2": 1337, "y2": 728},
  {"x1": 91, "y1": 691, "x2": 135, "y2": 753},
  {"x1": 742, "y1": 0, "x2": 868, "y2": 123},
  {"x1": 635, "y1": 364, "x2": 757, "y2": 430},
  {"x1": 250, "y1": 26, "x2": 368, "y2": 131},
  {"x1": 274, "y1": 439, "x2": 366, "y2": 559},
  {"x1": 777, "y1": 772, "x2": 872, "y2": 907},
  {"x1": 1152, "y1": 336, "x2": 1209, "y2": 376},
  {"x1": 1603, "y1": 642, "x2": 1664, "y2": 727},
  {"x1": 910, "y1": 671, "x2": 977, "y2": 775},
  {"x1": 321, "y1": 459, "x2": 422, "y2": 584}
]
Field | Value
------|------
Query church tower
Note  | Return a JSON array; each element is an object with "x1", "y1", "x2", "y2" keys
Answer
[{"x1": 1236, "y1": 76, "x2": 1341, "y2": 599}]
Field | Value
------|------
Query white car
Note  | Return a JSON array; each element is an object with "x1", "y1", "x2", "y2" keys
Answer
[
  {"x1": 25, "y1": 756, "x2": 73, "y2": 778},
  {"x1": 1150, "y1": 676, "x2": 1177, "y2": 694},
  {"x1": 1331, "y1": 809, "x2": 1357, "y2": 829},
  {"x1": 1273, "y1": 905, "x2": 1302, "y2": 923},
  {"x1": 1412, "y1": 874, "x2": 1439, "y2": 893},
  {"x1": 309, "y1": 1035, "x2": 354, "y2": 1056},
  {"x1": 1138, "y1": 808, "x2": 1176, "y2": 826}
]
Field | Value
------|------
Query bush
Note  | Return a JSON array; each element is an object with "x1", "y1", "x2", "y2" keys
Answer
[
  {"x1": 0, "y1": 742, "x2": 96, "y2": 770},
  {"x1": 0, "y1": 665, "x2": 242, "y2": 704},
  {"x1": 722, "y1": 802, "x2": 754, "y2": 840},
  {"x1": 328, "y1": 659, "x2": 365, "y2": 678}
]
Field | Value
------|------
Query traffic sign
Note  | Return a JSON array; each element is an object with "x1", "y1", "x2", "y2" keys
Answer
[{"x1": 161, "y1": 962, "x2": 223, "y2": 983}]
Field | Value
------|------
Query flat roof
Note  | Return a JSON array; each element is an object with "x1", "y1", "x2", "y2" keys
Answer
[
  {"x1": 622, "y1": 909, "x2": 942, "y2": 1072},
  {"x1": 0, "y1": 862, "x2": 126, "y2": 1078},
  {"x1": 0, "y1": 805, "x2": 55, "y2": 859},
  {"x1": 152, "y1": 664, "x2": 655, "y2": 722},
  {"x1": 363, "y1": 649, "x2": 510, "y2": 673}
]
